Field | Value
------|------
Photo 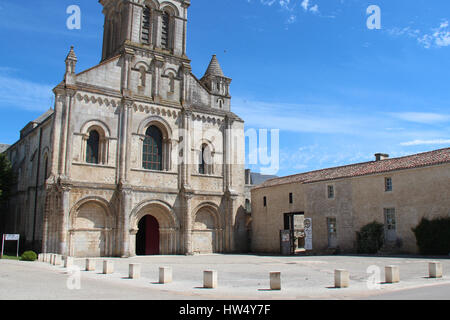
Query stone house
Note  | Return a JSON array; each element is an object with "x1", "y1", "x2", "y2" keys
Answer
[
  {"x1": 251, "y1": 149, "x2": 450, "y2": 254},
  {"x1": 3, "y1": 0, "x2": 247, "y2": 257}
]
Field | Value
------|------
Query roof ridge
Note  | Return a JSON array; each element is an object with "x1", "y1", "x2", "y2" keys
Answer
[{"x1": 255, "y1": 147, "x2": 450, "y2": 189}]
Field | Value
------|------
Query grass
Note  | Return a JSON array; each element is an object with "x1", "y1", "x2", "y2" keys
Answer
[{"x1": 0, "y1": 255, "x2": 20, "y2": 260}]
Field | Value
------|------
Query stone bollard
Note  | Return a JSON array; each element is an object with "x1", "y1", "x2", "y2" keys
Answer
[
  {"x1": 385, "y1": 266, "x2": 400, "y2": 283},
  {"x1": 270, "y1": 272, "x2": 281, "y2": 290},
  {"x1": 335, "y1": 269, "x2": 349, "y2": 288},
  {"x1": 429, "y1": 262, "x2": 443, "y2": 278},
  {"x1": 129, "y1": 264, "x2": 141, "y2": 279},
  {"x1": 203, "y1": 270, "x2": 218, "y2": 289},
  {"x1": 159, "y1": 267, "x2": 173, "y2": 284},
  {"x1": 65, "y1": 256, "x2": 74, "y2": 268},
  {"x1": 103, "y1": 261, "x2": 114, "y2": 274},
  {"x1": 53, "y1": 255, "x2": 62, "y2": 266},
  {"x1": 38, "y1": 254, "x2": 43, "y2": 262},
  {"x1": 50, "y1": 254, "x2": 56, "y2": 265},
  {"x1": 85, "y1": 259, "x2": 96, "y2": 271}
]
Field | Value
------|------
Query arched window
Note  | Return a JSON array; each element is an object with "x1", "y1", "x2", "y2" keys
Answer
[
  {"x1": 142, "y1": 6, "x2": 152, "y2": 44},
  {"x1": 143, "y1": 126, "x2": 163, "y2": 171},
  {"x1": 86, "y1": 130, "x2": 100, "y2": 164},
  {"x1": 161, "y1": 11, "x2": 171, "y2": 49},
  {"x1": 168, "y1": 73, "x2": 175, "y2": 93},
  {"x1": 199, "y1": 144, "x2": 213, "y2": 175},
  {"x1": 198, "y1": 144, "x2": 206, "y2": 175}
]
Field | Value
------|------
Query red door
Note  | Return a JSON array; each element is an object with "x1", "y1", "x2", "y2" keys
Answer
[{"x1": 145, "y1": 215, "x2": 160, "y2": 255}]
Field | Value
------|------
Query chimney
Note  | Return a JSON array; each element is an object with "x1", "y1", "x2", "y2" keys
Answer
[
  {"x1": 245, "y1": 169, "x2": 252, "y2": 185},
  {"x1": 375, "y1": 153, "x2": 389, "y2": 161}
]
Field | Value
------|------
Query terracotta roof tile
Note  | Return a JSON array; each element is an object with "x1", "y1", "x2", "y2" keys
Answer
[{"x1": 254, "y1": 148, "x2": 450, "y2": 189}]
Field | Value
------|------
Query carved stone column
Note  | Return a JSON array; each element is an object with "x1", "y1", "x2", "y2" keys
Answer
[
  {"x1": 182, "y1": 190, "x2": 194, "y2": 255},
  {"x1": 120, "y1": 185, "x2": 133, "y2": 257},
  {"x1": 50, "y1": 91, "x2": 65, "y2": 178},
  {"x1": 180, "y1": 62, "x2": 191, "y2": 106},
  {"x1": 59, "y1": 182, "x2": 72, "y2": 256},
  {"x1": 64, "y1": 90, "x2": 76, "y2": 178},
  {"x1": 152, "y1": 55, "x2": 165, "y2": 102},
  {"x1": 225, "y1": 191, "x2": 238, "y2": 253},
  {"x1": 118, "y1": 99, "x2": 133, "y2": 184},
  {"x1": 180, "y1": 108, "x2": 192, "y2": 189}
]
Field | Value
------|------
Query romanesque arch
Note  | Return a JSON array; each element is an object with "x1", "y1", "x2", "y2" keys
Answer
[
  {"x1": 129, "y1": 200, "x2": 179, "y2": 256},
  {"x1": 68, "y1": 197, "x2": 114, "y2": 257},
  {"x1": 192, "y1": 202, "x2": 222, "y2": 254}
]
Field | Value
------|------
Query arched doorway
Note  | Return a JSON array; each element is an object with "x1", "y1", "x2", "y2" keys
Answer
[{"x1": 136, "y1": 215, "x2": 160, "y2": 255}]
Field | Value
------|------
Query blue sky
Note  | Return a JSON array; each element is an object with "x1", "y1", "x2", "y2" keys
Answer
[{"x1": 0, "y1": 0, "x2": 449, "y2": 177}]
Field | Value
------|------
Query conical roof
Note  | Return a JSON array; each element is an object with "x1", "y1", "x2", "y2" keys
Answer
[
  {"x1": 65, "y1": 46, "x2": 77, "y2": 62},
  {"x1": 204, "y1": 54, "x2": 224, "y2": 77}
]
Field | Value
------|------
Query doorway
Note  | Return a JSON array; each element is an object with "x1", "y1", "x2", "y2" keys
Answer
[
  {"x1": 136, "y1": 215, "x2": 160, "y2": 255},
  {"x1": 327, "y1": 217, "x2": 337, "y2": 248}
]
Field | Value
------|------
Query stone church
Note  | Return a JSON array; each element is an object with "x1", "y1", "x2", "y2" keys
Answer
[{"x1": 3, "y1": 0, "x2": 247, "y2": 257}]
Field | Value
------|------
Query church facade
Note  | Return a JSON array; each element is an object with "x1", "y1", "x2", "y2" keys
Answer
[{"x1": 3, "y1": 0, "x2": 247, "y2": 257}]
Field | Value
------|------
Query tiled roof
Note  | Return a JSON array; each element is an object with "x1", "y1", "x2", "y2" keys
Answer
[{"x1": 254, "y1": 148, "x2": 450, "y2": 189}]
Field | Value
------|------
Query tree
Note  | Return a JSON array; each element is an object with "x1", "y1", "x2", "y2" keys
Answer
[
  {"x1": 0, "y1": 153, "x2": 14, "y2": 205},
  {"x1": 356, "y1": 221, "x2": 385, "y2": 254},
  {"x1": 413, "y1": 217, "x2": 450, "y2": 255}
]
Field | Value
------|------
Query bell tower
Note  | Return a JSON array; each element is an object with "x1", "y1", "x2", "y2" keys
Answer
[{"x1": 99, "y1": 0, "x2": 190, "y2": 61}]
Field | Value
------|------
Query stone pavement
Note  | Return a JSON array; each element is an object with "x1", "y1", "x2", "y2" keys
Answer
[{"x1": 1, "y1": 254, "x2": 449, "y2": 300}]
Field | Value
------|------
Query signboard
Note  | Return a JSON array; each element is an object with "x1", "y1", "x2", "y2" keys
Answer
[
  {"x1": 1, "y1": 234, "x2": 20, "y2": 258},
  {"x1": 280, "y1": 230, "x2": 291, "y2": 256},
  {"x1": 304, "y1": 218, "x2": 313, "y2": 250},
  {"x1": 5, "y1": 234, "x2": 20, "y2": 241},
  {"x1": 293, "y1": 214, "x2": 304, "y2": 230}
]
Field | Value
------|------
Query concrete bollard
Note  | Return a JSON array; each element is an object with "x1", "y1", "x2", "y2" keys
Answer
[
  {"x1": 53, "y1": 255, "x2": 62, "y2": 266},
  {"x1": 159, "y1": 267, "x2": 173, "y2": 284},
  {"x1": 65, "y1": 256, "x2": 74, "y2": 268},
  {"x1": 203, "y1": 270, "x2": 218, "y2": 289},
  {"x1": 38, "y1": 254, "x2": 43, "y2": 262},
  {"x1": 335, "y1": 269, "x2": 349, "y2": 288},
  {"x1": 50, "y1": 254, "x2": 56, "y2": 265},
  {"x1": 44, "y1": 253, "x2": 49, "y2": 263},
  {"x1": 85, "y1": 259, "x2": 96, "y2": 271},
  {"x1": 429, "y1": 262, "x2": 443, "y2": 278},
  {"x1": 270, "y1": 272, "x2": 281, "y2": 290},
  {"x1": 103, "y1": 261, "x2": 114, "y2": 274},
  {"x1": 385, "y1": 266, "x2": 400, "y2": 283},
  {"x1": 129, "y1": 264, "x2": 141, "y2": 279}
]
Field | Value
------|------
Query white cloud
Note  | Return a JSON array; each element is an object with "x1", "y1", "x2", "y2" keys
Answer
[
  {"x1": 400, "y1": 139, "x2": 450, "y2": 146},
  {"x1": 301, "y1": 0, "x2": 309, "y2": 11},
  {"x1": 0, "y1": 74, "x2": 53, "y2": 111},
  {"x1": 257, "y1": 0, "x2": 319, "y2": 24},
  {"x1": 233, "y1": 97, "x2": 381, "y2": 135},
  {"x1": 389, "y1": 20, "x2": 450, "y2": 49},
  {"x1": 390, "y1": 112, "x2": 450, "y2": 124},
  {"x1": 309, "y1": 4, "x2": 319, "y2": 14}
]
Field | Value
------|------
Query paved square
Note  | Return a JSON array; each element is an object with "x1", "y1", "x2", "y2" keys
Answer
[{"x1": 1, "y1": 254, "x2": 449, "y2": 300}]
